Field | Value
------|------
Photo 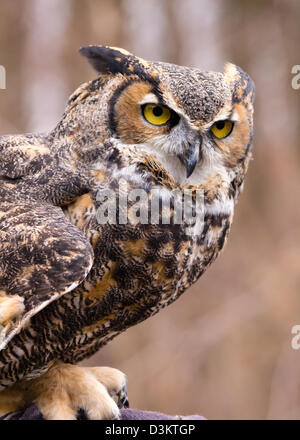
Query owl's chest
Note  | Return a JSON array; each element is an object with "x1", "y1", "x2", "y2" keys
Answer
[
  {"x1": 65, "y1": 191, "x2": 200, "y2": 289},
  {"x1": 65, "y1": 186, "x2": 231, "y2": 294},
  {"x1": 61, "y1": 181, "x2": 231, "y2": 346}
]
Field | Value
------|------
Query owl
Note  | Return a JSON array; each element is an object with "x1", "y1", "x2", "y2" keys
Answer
[{"x1": 0, "y1": 46, "x2": 254, "y2": 419}]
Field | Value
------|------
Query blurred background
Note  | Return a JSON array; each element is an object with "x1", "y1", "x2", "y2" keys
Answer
[{"x1": 0, "y1": 0, "x2": 300, "y2": 419}]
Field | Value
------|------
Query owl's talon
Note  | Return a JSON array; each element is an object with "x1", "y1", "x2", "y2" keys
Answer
[{"x1": 117, "y1": 385, "x2": 129, "y2": 409}]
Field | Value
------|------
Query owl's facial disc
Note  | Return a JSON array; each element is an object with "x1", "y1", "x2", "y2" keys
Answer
[{"x1": 108, "y1": 70, "x2": 253, "y2": 182}]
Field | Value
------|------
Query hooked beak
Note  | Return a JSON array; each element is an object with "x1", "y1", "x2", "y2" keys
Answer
[{"x1": 177, "y1": 139, "x2": 201, "y2": 178}]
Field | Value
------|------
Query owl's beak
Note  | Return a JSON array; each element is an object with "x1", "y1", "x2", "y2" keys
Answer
[{"x1": 177, "y1": 139, "x2": 201, "y2": 178}]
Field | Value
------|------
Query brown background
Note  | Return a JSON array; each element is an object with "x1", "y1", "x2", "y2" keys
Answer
[{"x1": 0, "y1": 0, "x2": 299, "y2": 419}]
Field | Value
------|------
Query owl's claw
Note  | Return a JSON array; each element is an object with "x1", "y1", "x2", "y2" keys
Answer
[{"x1": 116, "y1": 384, "x2": 129, "y2": 409}]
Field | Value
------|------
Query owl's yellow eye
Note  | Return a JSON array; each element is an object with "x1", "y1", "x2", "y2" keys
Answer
[
  {"x1": 142, "y1": 104, "x2": 171, "y2": 126},
  {"x1": 211, "y1": 120, "x2": 234, "y2": 139}
]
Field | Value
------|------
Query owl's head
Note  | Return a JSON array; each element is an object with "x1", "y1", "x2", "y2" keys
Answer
[{"x1": 77, "y1": 46, "x2": 254, "y2": 187}]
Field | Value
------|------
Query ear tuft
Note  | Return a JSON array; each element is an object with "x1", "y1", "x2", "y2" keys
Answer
[{"x1": 79, "y1": 45, "x2": 133, "y2": 75}]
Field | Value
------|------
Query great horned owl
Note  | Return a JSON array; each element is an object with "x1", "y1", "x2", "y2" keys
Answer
[{"x1": 0, "y1": 46, "x2": 254, "y2": 419}]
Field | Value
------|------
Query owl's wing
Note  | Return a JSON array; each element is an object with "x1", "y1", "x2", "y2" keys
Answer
[
  {"x1": 0, "y1": 201, "x2": 94, "y2": 350},
  {"x1": 0, "y1": 134, "x2": 52, "y2": 180}
]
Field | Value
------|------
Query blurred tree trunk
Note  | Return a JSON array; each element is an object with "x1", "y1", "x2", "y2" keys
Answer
[
  {"x1": 21, "y1": 0, "x2": 71, "y2": 133},
  {"x1": 0, "y1": 3, "x2": 27, "y2": 133}
]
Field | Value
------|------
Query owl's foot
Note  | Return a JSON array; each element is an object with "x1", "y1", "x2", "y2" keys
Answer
[{"x1": 0, "y1": 363, "x2": 128, "y2": 420}]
